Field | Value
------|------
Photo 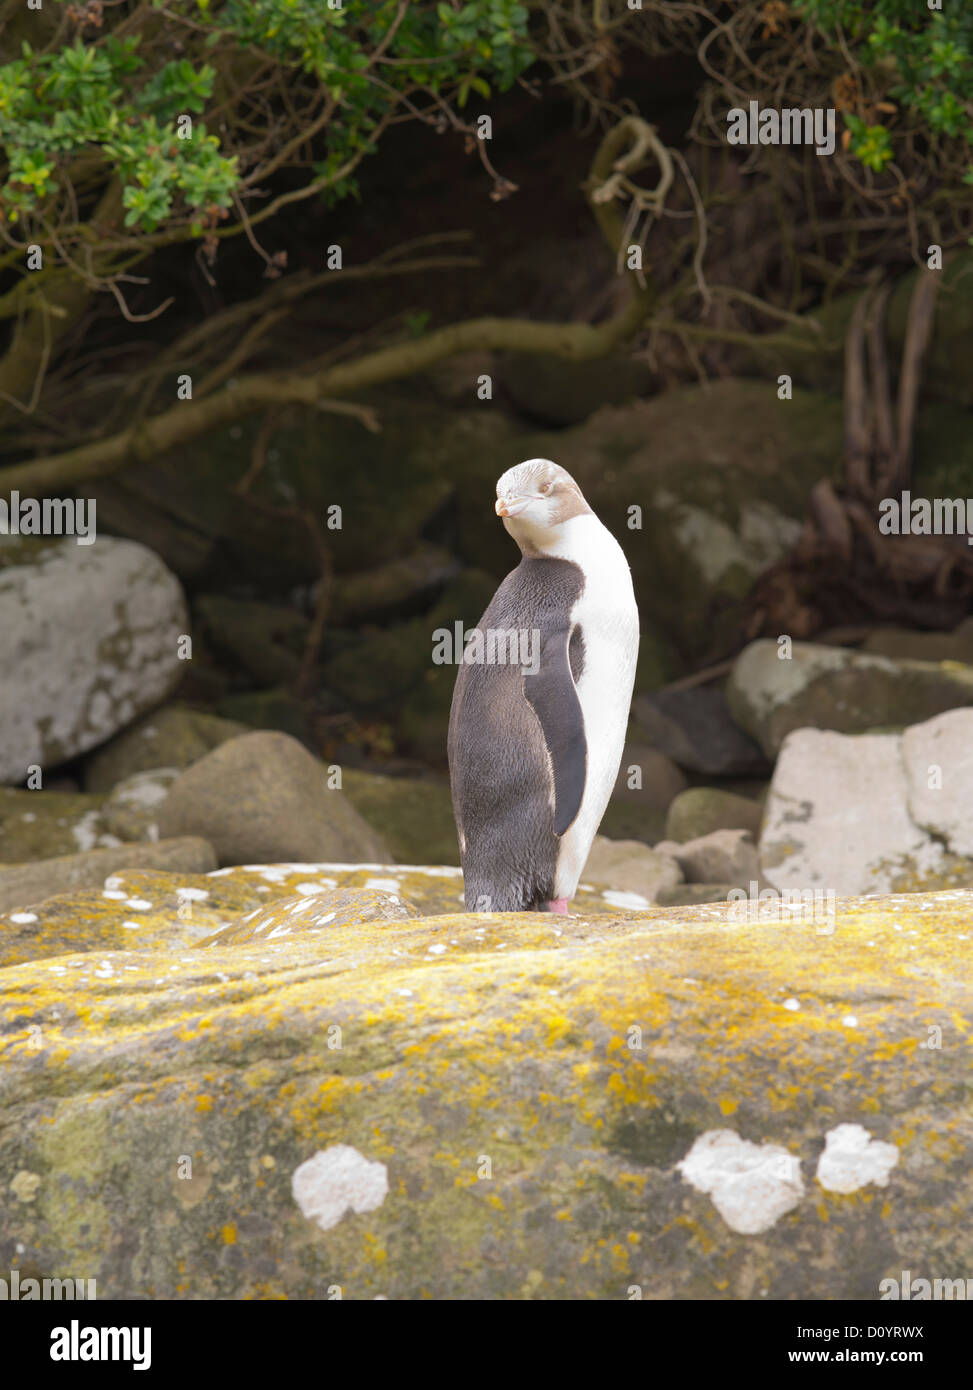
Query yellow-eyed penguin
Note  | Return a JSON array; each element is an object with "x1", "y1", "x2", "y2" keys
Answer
[{"x1": 448, "y1": 458, "x2": 639, "y2": 912}]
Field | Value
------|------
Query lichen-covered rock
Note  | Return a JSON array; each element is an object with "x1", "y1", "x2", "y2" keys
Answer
[
  {"x1": 102, "y1": 769, "x2": 179, "y2": 842},
  {"x1": 0, "y1": 838, "x2": 217, "y2": 924},
  {"x1": 83, "y1": 705, "x2": 248, "y2": 793},
  {"x1": 759, "y1": 727, "x2": 973, "y2": 896},
  {"x1": 902, "y1": 708, "x2": 973, "y2": 857},
  {"x1": 727, "y1": 640, "x2": 973, "y2": 759},
  {"x1": 582, "y1": 836, "x2": 682, "y2": 906},
  {"x1": 1, "y1": 887, "x2": 970, "y2": 1298},
  {"x1": 0, "y1": 788, "x2": 118, "y2": 863},
  {"x1": 156, "y1": 732, "x2": 390, "y2": 866},
  {"x1": 0, "y1": 538, "x2": 188, "y2": 785},
  {"x1": 201, "y1": 887, "x2": 419, "y2": 946},
  {"x1": 665, "y1": 786, "x2": 763, "y2": 843}
]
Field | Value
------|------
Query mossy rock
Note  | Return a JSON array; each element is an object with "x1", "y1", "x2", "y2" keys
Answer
[
  {"x1": 665, "y1": 788, "x2": 763, "y2": 844},
  {"x1": 0, "y1": 788, "x2": 116, "y2": 863},
  {"x1": 83, "y1": 705, "x2": 248, "y2": 794},
  {"x1": 2, "y1": 888, "x2": 971, "y2": 1297},
  {"x1": 341, "y1": 770, "x2": 458, "y2": 865}
]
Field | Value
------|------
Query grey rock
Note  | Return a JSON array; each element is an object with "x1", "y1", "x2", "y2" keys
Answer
[
  {"x1": 903, "y1": 708, "x2": 973, "y2": 857},
  {"x1": 157, "y1": 731, "x2": 390, "y2": 866},
  {"x1": 103, "y1": 769, "x2": 180, "y2": 842},
  {"x1": 758, "y1": 728, "x2": 972, "y2": 896},
  {"x1": 655, "y1": 829, "x2": 759, "y2": 887},
  {"x1": 727, "y1": 640, "x2": 973, "y2": 760},
  {"x1": 581, "y1": 835, "x2": 683, "y2": 904},
  {"x1": 630, "y1": 687, "x2": 770, "y2": 776},
  {"x1": 0, "y1": 538, "x2": 188, "y2": 784},
  {"x1": 84, "y1": 705, "x2": 248, "y2": 793},
  {"x1": 664, "y1": 787, "x2": 763, "y2": 843}
]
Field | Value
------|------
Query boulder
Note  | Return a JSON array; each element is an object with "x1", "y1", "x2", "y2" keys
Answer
[
  {"x1": 727, "y1": 640, "x2": 973, "y2": 759},
  {"x1": 83, "y1": 705, "x2": 247, "y2": 793},
  {"x1": 581, "y1": 836, "x2": 683, "y2": 906},
  {"x1": 156, "y1": 732, "x2": 390, "y2": 866},
  {"x1": 902, "y1": 708, "x2": 973, "y2": 857},
  {"x1": 664, "y1": 787, "x2": 763, "y2": 843},
  {"x1": 654, "y1": 829, "x2": 759, "y2": 887},
  {"x1": 341, "y1": 769, "x2": 458, "y2": 866},
  {"x1": 0, "y1": 538, "x2": 188, "y2": 784},
  {"x1": 759, "y1": 726, "x2": 973, "y2": 896},
  {"x1": 0, "y1": 837, "x2": 216, "y2": 920},
  {"x1": 2, "y1": 886, "x2": 970, "y2": 1298},
  {"x1": 630, "y1": 687, "x2": 770, "y2": 776},
  {"x1": 103, "y1": 769, "x2": 179, "y2": 842}
]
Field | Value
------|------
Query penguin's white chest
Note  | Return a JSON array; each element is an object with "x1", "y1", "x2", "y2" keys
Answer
[{"x1": 547, "y1": 516, "x2": 639, "y2": 898}]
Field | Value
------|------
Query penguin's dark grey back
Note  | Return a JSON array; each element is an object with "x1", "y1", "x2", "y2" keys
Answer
[{"x1": 448, "y1": 557, "x2": 585, "y2": 912}]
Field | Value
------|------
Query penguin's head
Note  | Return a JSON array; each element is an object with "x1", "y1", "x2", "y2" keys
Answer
[{"x1": 494, "y1": 458, "x2": 592, "y2": 551}]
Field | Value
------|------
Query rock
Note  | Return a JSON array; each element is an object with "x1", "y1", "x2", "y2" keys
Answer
[
  {"x1": 83, "y1": 705, "x2": 248, "y2": 793},
  {"x1": 0, "y1": 837, "x2": 216, "y2": 919},
  {"x1": 496, "y1": 349, "x2": 654, "y2": 426},
  {"x1": 630, "y1": 687, "x2": 770, "y2": 776},
  {"x1": 156, "y1": 732, "x2": 390, "y2": 866},
  {"x1": 102, "y1": 769, "x2": 179, "y2": 842},
  {"x1": 341, "y1": 769, "x2": 458, "y2": 866},
  {"x1": 201, "y1": 887, "x2": 419, "y2": 946},
  {"x1": 0, "y1": 788, "x2": 118, "y2": 862},
  {"x1": 664, "y1": 787, "x2": 763, "y2": 843},
  {"x1": 195, "y1": 595, "x2": 309, "y2": 686},
  {"x1": 581, "y1": 836, "x2": 683, "y2": 906},
  {"x1": 0, "y1": 538, "x2": 188, "y2": 784},
  {"x1": 1, "y1": 886, "x2": 970, "y2": 1297},
  {"x1": 655, "y1": 829, "x2": 759, "y2": 887},
  {"x1": 759, "y1": 728, "x2": 973, "y2": 896},
  {"x1": 727, "y1": 639, "x2": 973, "y2": 760},
  {"x1": 862, "y1": 619, "x2": 973, "y2": 666},
  {"x1": 902, "y1": 709, "x2": 973, "y2": 857}
]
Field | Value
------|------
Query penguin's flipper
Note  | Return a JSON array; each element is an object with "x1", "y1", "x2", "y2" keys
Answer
[{"x1": 523, "y1": 625, "x2": 586, "y2": 836}]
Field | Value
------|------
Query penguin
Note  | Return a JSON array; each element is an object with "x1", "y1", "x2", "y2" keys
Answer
[{"x1": 448, "y1": 457, "x2": 639, "y2": 913}]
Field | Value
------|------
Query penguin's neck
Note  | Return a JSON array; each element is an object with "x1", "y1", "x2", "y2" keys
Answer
[{"x1": 514, "y1": 512, "x2": 617, "y2": 565}]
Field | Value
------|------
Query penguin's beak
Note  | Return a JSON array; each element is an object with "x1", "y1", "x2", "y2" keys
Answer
[{"x1": 496, "y1": 496, "x2": 530, "y2": 518}]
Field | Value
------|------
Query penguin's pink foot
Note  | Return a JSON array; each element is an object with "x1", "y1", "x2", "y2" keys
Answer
[{"x1": 547, "y1": 897, "x2": 570, "y2": 914}]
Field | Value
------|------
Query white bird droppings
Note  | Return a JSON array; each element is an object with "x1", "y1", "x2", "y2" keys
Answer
[
  {"x1": 291, "y1": 1145, "x2": 388, "y2": 1232},
  {"x1": 601, "y1": 889, "x2": 650, "y2": 910},
  {"x1": 815, "y1": 1123, "x2": 898, "y2": 1194},
  {"x1": 677, "y1": 1130, "x2": 804, "y2": 1234},
  {"x1": 782, "y1": 998, "x2": 800, "y2": 1011},
  {"x1": 9, "y1": 912, "x2": 38, "y2": 924}
]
